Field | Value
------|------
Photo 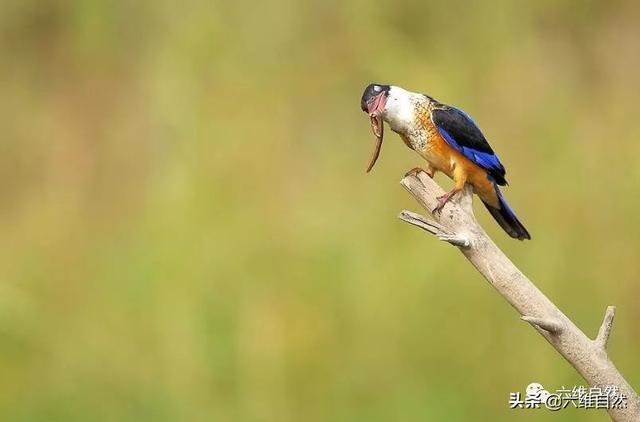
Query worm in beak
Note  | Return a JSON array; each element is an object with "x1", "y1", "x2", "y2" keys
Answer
[{"x1": 366, "y1": 112, "x2": 384, "y2": 173}]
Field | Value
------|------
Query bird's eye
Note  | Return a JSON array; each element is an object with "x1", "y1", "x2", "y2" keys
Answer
[{"x1": 373, "y1": 85, "x2": 381, "y2": 92}]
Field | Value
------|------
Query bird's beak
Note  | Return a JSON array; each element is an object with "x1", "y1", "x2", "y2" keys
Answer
[
  {"x1": 365, "y1": 93, "x2": 387, "y2": 173},
  {"x1": 366, "y1": 92, "x2": 387, "y2": 116}
]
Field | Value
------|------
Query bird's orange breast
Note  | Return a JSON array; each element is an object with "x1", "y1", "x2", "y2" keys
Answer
[{"x1": 415, "y1": 113, "x2": 500, "y2": 208}]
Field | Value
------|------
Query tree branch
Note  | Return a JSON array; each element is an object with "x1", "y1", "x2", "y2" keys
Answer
[
  {"x1": 398, "y1": 170, "x2": 640, "y2": 422},
  {"x1": 398, "y1": 210, "x2": 471, "y2": 247},
  {"x1": 596, "y1": 306, "x2": 616, "y2": 350},
  {"x1": 521, "y1": 315, "x2": 564, "y2": 334}
]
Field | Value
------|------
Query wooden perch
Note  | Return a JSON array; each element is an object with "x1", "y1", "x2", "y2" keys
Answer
[{"x1": 398, "y1": 171, "x2": 639, "y2": 422}]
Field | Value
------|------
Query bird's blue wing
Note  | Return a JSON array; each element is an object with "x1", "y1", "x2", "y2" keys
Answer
[{"x1": 432, "y1": 106, "x2": 507, "y2": 185}]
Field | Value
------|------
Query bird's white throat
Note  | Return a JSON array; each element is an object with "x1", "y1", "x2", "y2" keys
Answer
[{"x1": 382, "y1": 86, "x2": 425, "y2": 134}]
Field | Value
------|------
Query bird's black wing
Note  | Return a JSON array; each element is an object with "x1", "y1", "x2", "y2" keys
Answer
[{"x1": 431, "y1": 106, "x2": 507, "y2": 186}]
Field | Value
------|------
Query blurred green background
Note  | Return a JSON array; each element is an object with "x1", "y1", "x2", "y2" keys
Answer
[{"x1": 1, "y1": 0, "x2": 639, "y2": 421}]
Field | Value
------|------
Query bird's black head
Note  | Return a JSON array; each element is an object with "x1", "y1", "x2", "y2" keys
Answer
[{"x1": 361, "y1": 83, "x2": 390, "y2": 113}]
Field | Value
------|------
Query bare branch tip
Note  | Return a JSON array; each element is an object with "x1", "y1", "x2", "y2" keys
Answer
[
  {"x1": 398, "y1": 210, "x2": 440, "y2": 235},
  {"x1": 398, "y1": 210, "x2": 431, "y2": 226},
  {"x1": 595, "y1": 305, "x2": 616, "y2": 349},
  {"x1": 399, "y1": 210, "x2": 470, "y2": 247}
]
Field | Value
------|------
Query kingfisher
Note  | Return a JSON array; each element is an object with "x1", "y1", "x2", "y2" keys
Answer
[{"x1": 360, "y1": 83, "x2": 531, "y2": 240}]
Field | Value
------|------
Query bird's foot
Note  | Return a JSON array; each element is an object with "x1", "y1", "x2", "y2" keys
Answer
[
  {"x1": 405, "y1": 167, "x2": 435, "y2": 178},
  {"x1": 432, "y1": 188, "x2": 461, "y2": 215},
  {"x1": 404, "y1": 167, "x2": 423, "y2": 178}
]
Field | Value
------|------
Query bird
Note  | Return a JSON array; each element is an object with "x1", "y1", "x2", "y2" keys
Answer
[{"x1": 360, "y1": 83, "x2": 531, "y2": 240}]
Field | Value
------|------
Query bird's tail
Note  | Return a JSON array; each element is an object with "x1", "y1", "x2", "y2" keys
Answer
[{"x1": 482, "y1": 186, "x2": 531, "y2": 240}]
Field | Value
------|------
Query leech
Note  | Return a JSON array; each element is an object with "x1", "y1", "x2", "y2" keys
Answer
[
  {"x1": 365, "y1": 113, "x2": 384, "y2": 173},
  {"x1": 370, "y1": 113, "x2": 383, "y2": 138}
]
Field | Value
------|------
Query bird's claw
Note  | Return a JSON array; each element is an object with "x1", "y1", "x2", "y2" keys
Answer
[
  {"x1": 404, "y1": 167, "x2": 424, "y2": 178},
  {"x1": 432, "y1": 190, "x2": 459, "y2": 215},
  {"x1": 432, "y1": 201, "x2": 446, "y2": 215},
  {"x1": 405, "y1": 166, "x2": 436, "y2": 179}
]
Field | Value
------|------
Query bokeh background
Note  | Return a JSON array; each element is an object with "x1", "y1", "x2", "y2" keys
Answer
[{"x1": 1, "y1": 0, "x2": 639, "y2": 421}]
